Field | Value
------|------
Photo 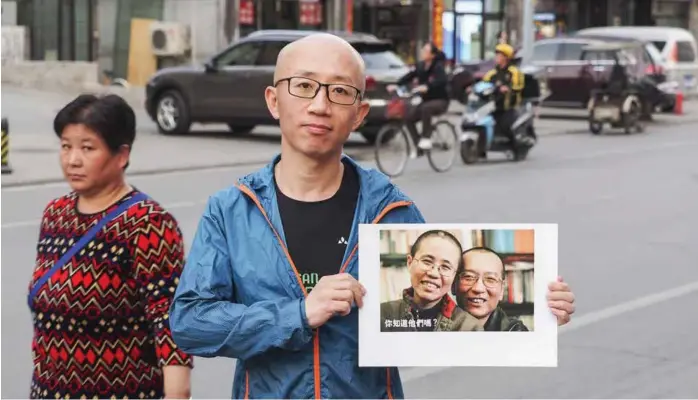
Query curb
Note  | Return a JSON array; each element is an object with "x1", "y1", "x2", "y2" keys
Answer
[{"x1": 1, "y1": 150, "x2": 374, "y2": 189}]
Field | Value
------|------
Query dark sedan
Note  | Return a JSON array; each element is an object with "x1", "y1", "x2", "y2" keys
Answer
[{"x1": 144, "y1": 30, "x2": 411, "y2": 144}]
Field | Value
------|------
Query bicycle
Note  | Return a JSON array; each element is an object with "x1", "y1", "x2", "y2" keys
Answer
[{"x1": 374, "y1": 86, "x2": 459, "y2": 178}]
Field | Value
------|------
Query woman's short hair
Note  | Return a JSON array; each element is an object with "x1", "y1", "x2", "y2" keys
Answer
[
  {"x1": 410, "y1": 230, "x2": 463, "y2": 259},
  {"x1": 53, "y1": 93, "x2": 136, "y2": 158}
]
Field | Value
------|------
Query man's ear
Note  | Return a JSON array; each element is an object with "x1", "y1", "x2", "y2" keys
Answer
[
  {"x1": 351, "y1": 100, "x2": 371, "y2": 131},
  {"x1": 265, "y1": 86, "x2": 280, "y2": 119}
]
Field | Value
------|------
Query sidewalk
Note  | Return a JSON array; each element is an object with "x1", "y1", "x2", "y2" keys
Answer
[{"x1": 0, "y1": 130, "x2": 372, "y2": 187}]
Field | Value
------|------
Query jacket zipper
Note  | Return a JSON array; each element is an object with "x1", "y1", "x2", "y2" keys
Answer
[{"x1": 237, "y1": 183, "x2": 411, "y2": 399}]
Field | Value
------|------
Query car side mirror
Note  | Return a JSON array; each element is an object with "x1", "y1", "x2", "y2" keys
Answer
[{"x1": 204, "y1": 61, "x2": 217, "y2": 72}]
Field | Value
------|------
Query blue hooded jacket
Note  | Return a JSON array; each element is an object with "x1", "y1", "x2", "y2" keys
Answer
[{"x1": 169, "y1": 155, "x2": 426, "y2": 399}]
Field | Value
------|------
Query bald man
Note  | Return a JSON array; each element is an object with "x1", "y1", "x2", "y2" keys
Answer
[{"x1": 169, "y1": 33, "x2": 426, "y2": 399}]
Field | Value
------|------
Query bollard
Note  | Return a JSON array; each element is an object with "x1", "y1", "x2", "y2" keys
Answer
[
  {"x1": 1, "y1": 117, "x2": 12, "y2": 174},
  {"x1": 674, "y1": 91, "x2": 684, "y2": 115}
]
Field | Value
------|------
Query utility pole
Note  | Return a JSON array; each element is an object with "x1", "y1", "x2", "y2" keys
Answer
[{"x1": 521, "y1": 0, "x2": 535, "y2": 61}]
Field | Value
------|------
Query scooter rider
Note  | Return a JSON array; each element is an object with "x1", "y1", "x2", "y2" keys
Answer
[{"x1": 481, "y1": 43, "x2": 524, "y2": 145}]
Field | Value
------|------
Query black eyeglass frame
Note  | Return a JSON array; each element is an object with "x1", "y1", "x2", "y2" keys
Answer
[{"x1": 273, "y1": 76, "x2": 364, "y2": 105}]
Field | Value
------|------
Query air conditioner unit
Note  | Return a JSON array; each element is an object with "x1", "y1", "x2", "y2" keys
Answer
[{"x1": 150, "y1": 21, "x2": 190, "y2": 56}]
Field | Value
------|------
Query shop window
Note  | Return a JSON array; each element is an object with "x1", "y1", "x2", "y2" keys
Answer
[{"x1": 484, "y1": 0, "x2": 502, "y2": 13}]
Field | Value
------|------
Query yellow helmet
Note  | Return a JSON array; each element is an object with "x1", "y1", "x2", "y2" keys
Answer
[{"x1": 495, "y1": 43, "x2": 514, "y2": 59}]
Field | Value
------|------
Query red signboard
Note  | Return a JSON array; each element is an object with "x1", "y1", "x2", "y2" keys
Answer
[
  {"x1": 239, "y1": 0, "x2": 255, "y2": 25},
  {"x1": 300, "y1": 0, "x2": 322, "y2": 26}
]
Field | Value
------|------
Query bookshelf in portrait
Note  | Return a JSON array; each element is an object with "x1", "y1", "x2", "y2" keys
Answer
[{"x1": 479, "y1": 229, "x2": 535, "y2": 329}]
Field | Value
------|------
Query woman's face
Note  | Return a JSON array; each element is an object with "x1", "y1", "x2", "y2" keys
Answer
[
  {"x1": 407, "y1": 235, "x2": 461, "y2": 308},
  {"x1": 59, "y1": 124, "x2": 129, "y2": 195},
  {"x1": 420, "y1": 44, "x2": 434, "y2": 62}
]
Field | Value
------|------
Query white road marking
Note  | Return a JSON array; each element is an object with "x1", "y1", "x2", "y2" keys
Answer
[{"x1": 399, "y1": 280, "x2": 698, "y2": 383}]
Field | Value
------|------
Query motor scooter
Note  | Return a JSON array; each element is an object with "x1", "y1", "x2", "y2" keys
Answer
[{"x1": 459, "y1": 81, "x2": 537, "y2": 164}]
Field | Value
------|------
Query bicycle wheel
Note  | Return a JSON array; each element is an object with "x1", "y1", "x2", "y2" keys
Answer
[
  {"x1": 427, "y1": 120, "x2": 459, "y2": 173},
  {"x1": 374, "y1": 123, "x2": 410, "y2": 178}
]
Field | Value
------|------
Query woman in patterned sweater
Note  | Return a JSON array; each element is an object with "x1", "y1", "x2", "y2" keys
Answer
[{"x1": 27, "y1": 94, "x2": 193, "y2": 399}]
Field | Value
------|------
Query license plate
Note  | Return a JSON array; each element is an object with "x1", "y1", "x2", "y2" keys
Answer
[{"x1": 684, "y1": 75, "x2": 695, "y2": 87}]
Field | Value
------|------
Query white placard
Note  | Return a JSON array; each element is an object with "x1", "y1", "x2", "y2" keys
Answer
[{"x1": 358, "y1": 223, "x2": 558, "y2": 367}]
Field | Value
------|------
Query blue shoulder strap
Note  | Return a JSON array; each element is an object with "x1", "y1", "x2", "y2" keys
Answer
[{"x1": 27, "y1": 192, "x2": 149, "y2": 309}]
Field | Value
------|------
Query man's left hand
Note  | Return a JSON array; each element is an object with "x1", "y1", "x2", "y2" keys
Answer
[
  {"x1": 547, "y1": 276, "x2": 575, "y2": 326},
  {"x1": 416, "y1": 84, "x2": 428, "y2": 93}
]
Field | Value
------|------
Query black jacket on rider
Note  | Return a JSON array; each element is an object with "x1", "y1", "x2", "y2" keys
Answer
[
  {"x1": 482, "y1": 63, "x2": 525, "y2": 111},
  {"x1": 396, "y1": 59, "x2": 450, "y2": 102}
]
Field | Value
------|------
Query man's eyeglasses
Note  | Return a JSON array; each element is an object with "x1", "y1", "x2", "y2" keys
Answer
[
  {"x1": 414, "y1": 257, "x2": 457, "y2": 278},
  {"x1": 274, "y1": 76, "x2": 362, "y2": 105},
  {"x1": 458, "y1": 272, "x2": 503, "y2": 289}
]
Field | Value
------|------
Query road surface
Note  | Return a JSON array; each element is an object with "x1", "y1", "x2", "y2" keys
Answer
[{"x1": 2, "y1": 112, "x2": 698, "y2": 398}]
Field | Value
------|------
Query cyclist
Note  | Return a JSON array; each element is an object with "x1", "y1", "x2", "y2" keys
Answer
[
  {"x1": 387, "y1": 42, "x2": 450, "y2": 151},
  {"x1": 481, "y1": 43, "x2": 525, "y2": 145}
]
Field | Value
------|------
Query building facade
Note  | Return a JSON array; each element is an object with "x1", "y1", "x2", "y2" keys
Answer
[
  {"x1": 506, "y1": 0, "x2": 696, "y2": 45},
  {"x1": 5, "y1": 0, "x2": 698, "y2": 80}
]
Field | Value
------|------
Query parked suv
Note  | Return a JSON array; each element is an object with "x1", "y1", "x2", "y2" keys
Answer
[{"x1": 144, "y1": 30, "x2": 411, "y2": 143}]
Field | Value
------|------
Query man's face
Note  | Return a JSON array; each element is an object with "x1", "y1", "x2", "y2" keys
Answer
[
  {"x1": 456, "y1": 251, "x2": 505, "y2": 319},
  {"x1": 407, "y1": 236, "x2": 460, "y2": 308},
  {"x1": 265, "y1": 40, "x2": 370, "y2": 160},
  {"x1": 494, "y1": 52, "x2": 506, "y2": 67}
]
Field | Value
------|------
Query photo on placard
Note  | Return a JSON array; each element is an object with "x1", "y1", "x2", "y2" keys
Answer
[
  {"x1": 378, "y1": 227, "x2": 536, "y2": 333},
  {"x1": 358, "y1": 223, "x2": 558, "y2": 368}
]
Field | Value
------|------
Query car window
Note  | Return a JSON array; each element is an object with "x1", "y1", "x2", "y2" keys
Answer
[
  {"x1": 558, "y1": 42, "x2": 585, "y2": 61},
  {"x1": 353, "y1": 43, "x2": 406, "y2": 69},
  {"x1": 257, "y1": 41, "x2": 290, "y2": 66},
  {"x1": 531, "y1": 42, "x2": 559, "y2": 62},
  {"x1": 581, "y1": 50, "x2": 618, "y2": 66},
  {"x1": 652, "y1": 41, "x2": 667, "y2": 52},
  {"x1": 215, "y1": 41, "x2": 263, "y2": 67},
  {"x1": 645, "y1": 44, "x2": 664, "y2": 64},
  {"x1": 676, "y1": 41, "x2": 696, "y2": 62}
]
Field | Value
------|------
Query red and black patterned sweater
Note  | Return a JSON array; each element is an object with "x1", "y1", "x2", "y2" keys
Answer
[{"x1": 27, "y1": 190, "x2": 193, "y2": 399}]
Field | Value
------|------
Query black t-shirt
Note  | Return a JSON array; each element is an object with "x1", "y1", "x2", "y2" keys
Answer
[{"x1": 275, "y1": 160, "x2": 359, "y2": 293}]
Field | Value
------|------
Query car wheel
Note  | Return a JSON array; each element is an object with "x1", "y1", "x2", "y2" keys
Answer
[
  {"x1": 155, "y1": 90, "x2": 191, "y2": 135},
  {"x1": 227, "y1": 124, "x2": 255, "y2": 135}
]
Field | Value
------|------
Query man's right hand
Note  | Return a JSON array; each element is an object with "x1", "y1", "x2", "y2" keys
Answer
[{"x1": 304, "y1": 273, "x2": 366, "y2": 329}]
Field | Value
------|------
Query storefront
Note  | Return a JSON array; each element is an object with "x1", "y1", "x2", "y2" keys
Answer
[
  {"x1": 531, "y1": 0, "x2": 692, "y2": 36},
  {"x1": 12, "y1": 0, "x2": 98, "y2": 61},
  {"x1": 441, "y1": 0, "x2": 505, "y2": 63},
  {"x1": 350, "y1": 0, "x2": 431, "y2": 65},
  {"x1": 236, "y1": 0, "x2": 330, "y2": 38},
  {"x1": 349, "y1": 0, "x2": 505, "y2": 65}
]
